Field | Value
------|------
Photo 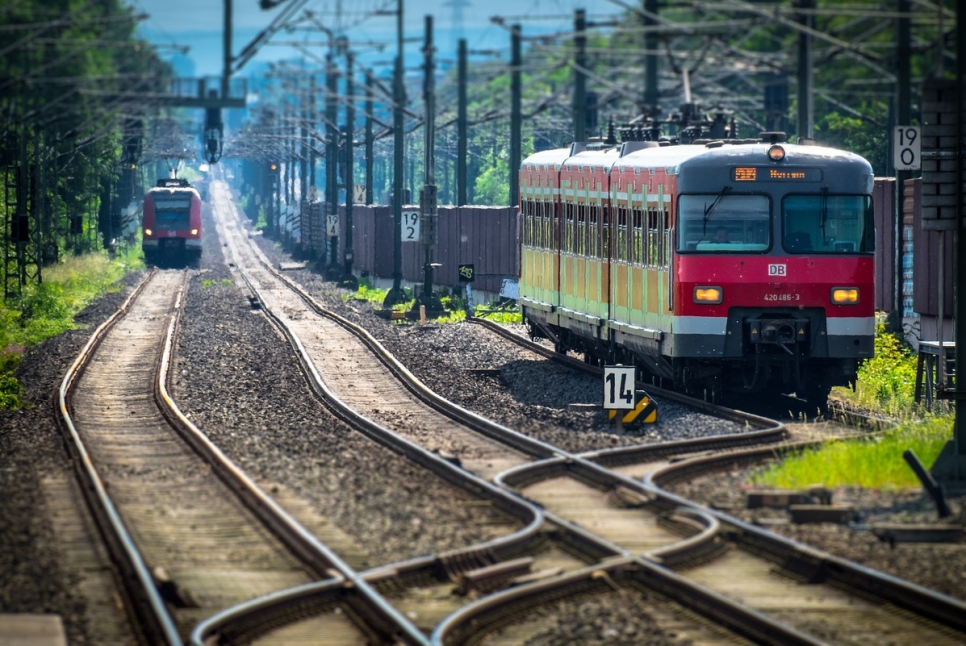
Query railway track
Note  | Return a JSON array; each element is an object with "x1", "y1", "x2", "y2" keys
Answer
[
  {"x1": 56, "y1": 268, "x2": 425, "y2": 644},
  {"x1": 196, "y1": 177, "x2": 966, "y2": 644}
]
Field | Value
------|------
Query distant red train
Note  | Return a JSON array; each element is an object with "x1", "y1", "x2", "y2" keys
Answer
[
  {"x1": 518, "y1": 133, "x2": 876, "y2": 409},
  {"x1": 142, "y1": 178, "x2": 202, "y2": 266}
]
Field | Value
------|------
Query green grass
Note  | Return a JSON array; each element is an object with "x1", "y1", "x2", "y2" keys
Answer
[
  {"x1": 202, "y1": 278, "x2": 233, "y2": 288},
  {"x1": 0, "y1": 248, "x2": 142, "y2": 408},
  {"x1": 765, "y1": 320, "x2": 953, "y2": 490},
  {"x1": 752, "y1": 416, "x2": 952, "y2": 490},
  {"x1": 473, "y1": 302, "x2": 523, "y2": 324}
]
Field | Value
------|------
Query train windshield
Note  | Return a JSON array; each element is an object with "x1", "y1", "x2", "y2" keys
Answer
[
  {"x1": 677, "y1": 193, "x2": 770, "y2": 252},
  {"x1": 782, "y1": 194, "x2": 873, "y2": 254},
  {"x1": 153, "y1": 195, "x2": 191, "y2": 230}
]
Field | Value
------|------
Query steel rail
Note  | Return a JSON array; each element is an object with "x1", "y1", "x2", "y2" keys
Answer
[
  {"x1": 645, "y1": 447, "x2": 966, "y2": 634},
  {"x1": 55, "y1": 268, "x2": 183, "y2": 645}
]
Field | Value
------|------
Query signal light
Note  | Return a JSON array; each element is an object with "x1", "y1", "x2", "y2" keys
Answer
[
  {"x1": 830, "y1": 287, "x2": 859, "y2": 304},
  {"x1": 269, "y1": 163, "x2": 278, "y2": 171},
  {"x1": 693, "y1": 286, "x2": 723, "y2": 304}
]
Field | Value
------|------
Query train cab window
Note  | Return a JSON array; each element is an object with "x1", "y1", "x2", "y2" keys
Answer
[
  {"x1": 154, "y1": 196, "x2": 192, "y2": 230},
  {"x1": 782, "y1": 194, "x2": 873, "y2": 254},
  {"x1": 676, "y1": 193, "x2": 770, "y2": 253}
]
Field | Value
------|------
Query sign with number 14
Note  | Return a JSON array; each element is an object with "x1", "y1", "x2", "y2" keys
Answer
[{"x1": 603, "y1": 366, "x2": 636, "y2": 410}]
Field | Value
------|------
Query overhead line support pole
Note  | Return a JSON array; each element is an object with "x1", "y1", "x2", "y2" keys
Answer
[
  {"x1": 457, "y1": 39, "x2": 468, "y2": 206},
  {"x1": 418, "y1": 15, "x2": 441, "y2": 313},
  {"x1": 326, "y1": 47, "x2": 339, "y2": 274},
  {"x1": 385, "y1": 0, "x2": 407, "y2": 307},
  {"x1": 509, "y1": 23, "x2": 521, "y2": 208},
  {"x1": 796, "y1": 0, "x2": 814, "y2": 140},
  {"x1": 365, "y1": 70, "x2": 374, "y2": 205},
  {"x1": 573, "y1": 9, "x2": 586, "y2": 144},
  {"x1": 343, "y1": 51, "x2": 357, "y2": 287}
]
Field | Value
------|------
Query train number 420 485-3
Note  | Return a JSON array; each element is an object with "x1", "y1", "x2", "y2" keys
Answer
[{"x1": 764, "y1": 293, "x2": 800, "y2": 302}]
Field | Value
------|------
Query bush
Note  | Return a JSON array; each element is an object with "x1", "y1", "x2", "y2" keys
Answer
[{"x1": 835, "y1": 321, "x2": 918, "y2": 416}]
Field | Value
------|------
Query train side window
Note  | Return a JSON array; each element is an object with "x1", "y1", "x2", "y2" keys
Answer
[
  {"x1": 547, "y1": 201, "x2": 555, "y2": 250},
  {"x1": 563, "y1": 203, "x2": 572, "y2": 252},
  {"x1": 522, "y1": 199, "x2": 531, "y2": 247},
  {"x1": 646, "y1": 208, "x2": 659, "y2": 268},
  {"x1": 616, "y1": 205, "x2": 627, "y2": 262},
  {"x1": 588, "y1": 204, "x2": 599, "y2": 258},
  {"x1": 631, "y1": 208, "x2": 644, "y2": 264},
  {"x1": 601, "y1": 204, "x2": 610, "y2": 259},
  {"x1": 660, "y1": 208, "x2": 670, "y2": 267}
]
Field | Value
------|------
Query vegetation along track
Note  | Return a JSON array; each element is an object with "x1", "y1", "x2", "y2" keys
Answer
[{"x1": 56, "y1": 268, "x2": 426, "y2": 644}]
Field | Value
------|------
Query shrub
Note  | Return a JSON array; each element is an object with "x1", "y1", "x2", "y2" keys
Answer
[{"x1": 835, "y1": 321, "x2": 918, "y2": 416}]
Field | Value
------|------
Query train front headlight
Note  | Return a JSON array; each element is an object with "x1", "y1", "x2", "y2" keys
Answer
[
  {"x1": 693, "y1": 286, "x2": 723, "y2": 304},
  {"x1": 830, "y1": 287, "x2": 859, "y2": 304},
  {"x1": 190, "y1": 228, "x2": 199, "y2": 236},
  {"x1": 144, "y1": 228, "x2": 152, "y2": 237}
]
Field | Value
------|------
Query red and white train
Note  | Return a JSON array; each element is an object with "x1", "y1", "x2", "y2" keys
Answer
[
  {"x1": 142, "y1": 178, "x2": 202, "y2": 266},
  {"x1": 518, "y1": 133, "x2": 875, "y2": 407}
]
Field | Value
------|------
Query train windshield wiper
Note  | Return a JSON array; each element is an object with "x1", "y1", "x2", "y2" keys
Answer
[
  {"x1": 703, "y1": 186, "x2": 731, "y2": 223},
  {"x1": 820, "y1": 187, "x2": 828, "y2": 243}
]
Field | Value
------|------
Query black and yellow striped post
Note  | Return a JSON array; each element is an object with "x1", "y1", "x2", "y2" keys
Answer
[{"x1": 608, "y1": 390, "x2": 658, "y2": 426}]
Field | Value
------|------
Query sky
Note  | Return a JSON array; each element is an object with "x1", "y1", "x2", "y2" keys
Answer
[{"x1": 126, "y1": 0, "x2": 620, "y2": 78}]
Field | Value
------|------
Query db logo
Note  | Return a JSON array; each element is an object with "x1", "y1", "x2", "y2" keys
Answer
[{"x1": 768, "y1": 264, "x2": 786, "y2": 276}]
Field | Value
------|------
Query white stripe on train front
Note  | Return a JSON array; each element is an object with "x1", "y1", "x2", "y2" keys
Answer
[
  {"x1": 671, "y1": 316, "x2": 727, "y2": 335},
  {"x1": 826, "y1": 317, "x2": 875, "y2": 336},
  {"x1": 670, "y1": 316, "x2": 875, "y2": 337}
]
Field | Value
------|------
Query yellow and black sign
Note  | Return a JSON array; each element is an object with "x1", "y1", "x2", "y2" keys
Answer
[{"x1": 607, "y1": 390, "x2": 657, "y2": 425}]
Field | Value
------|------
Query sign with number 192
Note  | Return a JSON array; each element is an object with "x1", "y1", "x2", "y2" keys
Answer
[
  {"x1": 402, "y1": 211, "x2": 420, "y2": 242},
  {"x1": 603, "y1": 365, "x2": 636, "y2": 410}
]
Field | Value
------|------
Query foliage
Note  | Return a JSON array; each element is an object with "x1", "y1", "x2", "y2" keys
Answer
[
  {"x1": 0, "y1": 251, "x2": 135, "y2": 409},
  {"x1": 1, "y1": 0, "x2": 171, "y2": 288},
  {"x1": 834, "y1": 322, "x2": 918, "y2": 417},
  {"x1": 752, "y1": 416, "x2": 952, "y2": 490},
  {"x1": 343, "y1": 283, "x2": 390, "y2": 305},
  {"x1": 815, "y1": 111, "x2": 890, "y2": 176},
  {"x1": 473, "y1": 302, "x2": 523, "y2": 324}
]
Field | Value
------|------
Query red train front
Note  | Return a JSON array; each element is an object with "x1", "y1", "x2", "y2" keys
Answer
[
  {"x1": 519, "y1": 133, "x2": 876, "y2": 410},
  {"x1": 671, "y1": 140, "x2": 875, "y2": 404},
  {"x1": 142, "y1": 178, "x2": 202, "y2": 266}
]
